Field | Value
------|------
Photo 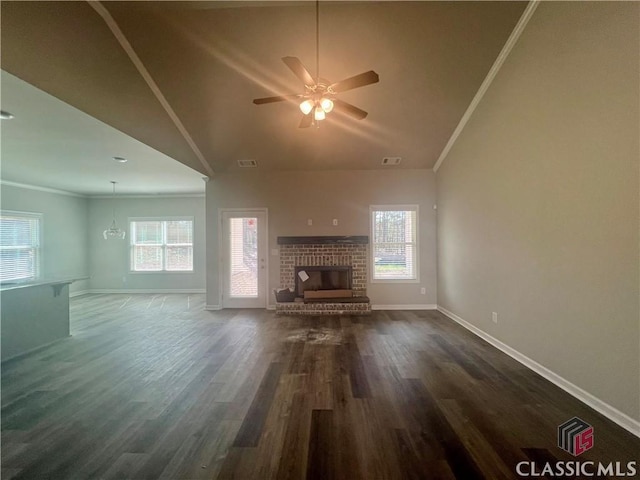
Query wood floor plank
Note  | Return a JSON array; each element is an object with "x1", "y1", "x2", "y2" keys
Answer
[
  {"x1": 275, "y1": 391, "x2": 313, "y2": 480},
  {"x1": 342, "y1": 332, "x2": 371, "y2": 399},
  {"x1": 102, "y1": 453, "x2": 149, "y2": 480},
  {"x1": 232, "y1": 361, "x2": 284, "y2": 447},
  {"x1": 1, "y1": 295, "x2": 638, "y2": 479},
  {"x1": 240, "y1": 373, "x2": 305, "y2": 479},
  {"x1": 306, "y1": 409, "x2": 334, "y2": 480},
  {"x1": 438, "y1": 398, "x2": 514, "y2": 480}
]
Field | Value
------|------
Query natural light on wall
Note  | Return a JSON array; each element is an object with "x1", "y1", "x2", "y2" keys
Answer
[
  {"x1": 371, "y1": 206, "x2": 418, "y2": 281},
  {"x1": 130, "y1": 218, "x2": 194, "y2": 272}
]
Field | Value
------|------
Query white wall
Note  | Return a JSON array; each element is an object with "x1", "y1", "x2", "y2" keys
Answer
[
  {"x1": 206, "y1": 169, "x2": 437, "y2": 308},
  {"x1": 88, "y1": 195, "x2": 206, "y2": 292},
  {"x1": 0, "y1": 184, "x2": 90, "y2": 294},
  {"x1": 436, "y1": 2, "x2": 639, "y2": 422}
]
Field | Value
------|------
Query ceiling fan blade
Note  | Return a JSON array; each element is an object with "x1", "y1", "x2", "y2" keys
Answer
[
  {"x1": 253, "y1": 94, "x2": 301, "y2": 105},
  {"x1": 329, "y1": 70, "x2": 379, "y2": 93},
  {"x1": 299, "y1": 113, "x2": 313, "y2": 128},
  {"x1": 282, "y1": 56, "x2": 316, "y2": 87},
  {"x1": 333, "y1": 99, "x2": 368, "y2": 120}
]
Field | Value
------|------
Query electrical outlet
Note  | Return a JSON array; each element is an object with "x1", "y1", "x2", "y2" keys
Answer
[
  {"x1": 492, "y1": 312, "x2": 498, "y2": 324},
  {"x1": 420, "y1": 287, "x2": 426, "y2": 295},
  {"x1": 307, "y1": 219, "x2": 313, "y2": 226},
  {"x1": 332, "y1": 219, "x2": 338, "y2": 226}
]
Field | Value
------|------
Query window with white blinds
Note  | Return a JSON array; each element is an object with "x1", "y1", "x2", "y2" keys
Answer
[
  {"x1": 0, "y1": 211, "x2": 42, "y2": 282},
  {"x1": 130, "y1": 218, "x2": 193, "y2": 272},
  {"x1": 370, "y1": 206, "x2": 418, "y2": 281}
]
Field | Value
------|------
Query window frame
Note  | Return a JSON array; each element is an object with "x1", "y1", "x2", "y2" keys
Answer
[
  {"x1": 129, "y1": 217, "x2": 195, "y2": 273},
  {"x1": 369, "y1": 205, "x2": 419, "y2": 283},
  {"x1": 0, "y1": 210, "x2": 43, "y2": 282}
]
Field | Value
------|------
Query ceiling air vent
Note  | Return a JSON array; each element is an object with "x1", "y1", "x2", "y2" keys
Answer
[
  {"x1": 382, "y1": 156, "x2": 401, "y2": 166},
  {"x1": 237, "y1": 159, "x2": 258, "y2": 168}
]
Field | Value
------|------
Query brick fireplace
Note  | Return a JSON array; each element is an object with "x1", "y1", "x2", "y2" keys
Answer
[{"x1": 276, "y1": 236, "x2": 371, "y2": 315}]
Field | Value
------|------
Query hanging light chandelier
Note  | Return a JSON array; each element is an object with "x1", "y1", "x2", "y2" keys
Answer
[{"x1": 103, "y1": 181, "x2": 126, "y2": 240}]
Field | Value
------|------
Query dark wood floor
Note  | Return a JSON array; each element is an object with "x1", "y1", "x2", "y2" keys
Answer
[{"x1": 1, "y1": 294, "x2": 638, "y2": 479}]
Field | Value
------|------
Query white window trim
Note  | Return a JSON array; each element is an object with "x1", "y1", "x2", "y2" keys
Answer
[
  {"x1": 0, "y1": 210, "x2": 43, "y2": 282},
  {"x1": 128, "y1": 216, "x2": 195, "y2": 273},
  {"x1": 369, "y1": 204, "x2": 420, "y2": 284}
]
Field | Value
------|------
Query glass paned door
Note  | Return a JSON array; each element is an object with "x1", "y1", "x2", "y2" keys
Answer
[
  {"x1": 229, "y1": 217, "x2": 258, "y2": 297},
  {"x1": 222, "y1": 210, "x2": 267, "y2": 308}
]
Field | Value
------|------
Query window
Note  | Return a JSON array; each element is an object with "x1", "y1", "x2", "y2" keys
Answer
[
  {"x1": 0, "y1": 211, "x2": 41, "y2": 282},
  {"x1": 130, "y1": 218, "x2": 193, "y2": 272},
  {"x1": 370, "y1": 205, "x2": 418, "y2": 281}
]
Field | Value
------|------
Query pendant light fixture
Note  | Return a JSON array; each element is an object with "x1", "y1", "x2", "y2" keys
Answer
[{"x1": 103, "y1": 181, "x2": 126, "y2": 240}]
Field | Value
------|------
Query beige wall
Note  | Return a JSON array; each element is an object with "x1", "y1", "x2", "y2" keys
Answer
[
  {"x1": 206, "y1": 169, "x2": 436, "y2": 308},
  {"x1": 437, "y1": 2, "x2": 639, "y2": 420}
]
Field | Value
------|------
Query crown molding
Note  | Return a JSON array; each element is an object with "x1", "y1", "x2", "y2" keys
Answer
[
  {"x1": 433, "y1": 0, "x2": 540, "y2": 173},
  {"x1": 89, "y1": 193, "x2": 205, "y2": 199},
  {"x1": 1, "y1": 181, "x2": 204, "y2": 199},
  {"x1": 0, "y1": 180, "x2": 86, "y2": 198}
]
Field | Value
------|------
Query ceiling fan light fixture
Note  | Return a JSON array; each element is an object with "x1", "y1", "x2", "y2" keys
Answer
[
  {"x1": 252, "y1": 0, "x2": 379, "y2": 128},
  {"x1": 320, "y1": 97, "x2": 334, "y2": 113},
  {"x1": 300, "y1": 99, "x2": 314, "y2": 115}
]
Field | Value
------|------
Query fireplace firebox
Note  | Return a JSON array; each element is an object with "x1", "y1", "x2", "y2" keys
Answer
[{"x1": 294, "y1": 266, "x2": 352, "y2": 298}]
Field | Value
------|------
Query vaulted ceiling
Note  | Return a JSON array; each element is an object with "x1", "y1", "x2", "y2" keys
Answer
[{"x1": 1, "y1": 1, "x2": 527, "y2": 180}]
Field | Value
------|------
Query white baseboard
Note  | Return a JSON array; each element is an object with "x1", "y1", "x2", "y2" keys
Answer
[
  {"x1": 88, "y1": 289, "x2": 205, "y2": 294},
  {"x1": 205, "y1": 305, "x2": 277, "y2": 311},
  {"x1": 70, "y1": 289, "x2": 91, "y2": 298},
  {"x1": 372, "y1": 304, "x2": 437, "y2": 311},
  {"x1": 437, "y1": 306, "x2": 640, "y2": 438},
  {"x1": 213, "y1": 305, "x2": 434, "y2": 312}
]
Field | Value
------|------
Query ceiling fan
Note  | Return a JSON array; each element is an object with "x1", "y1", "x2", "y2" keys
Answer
[{"x1": 252, "y1": 2, "x2": 379, "y2": 128}]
